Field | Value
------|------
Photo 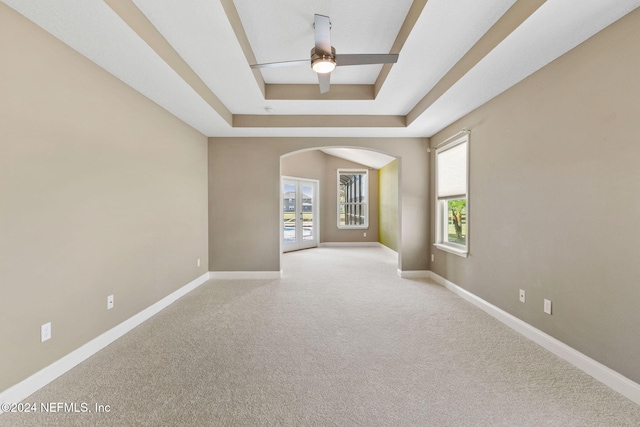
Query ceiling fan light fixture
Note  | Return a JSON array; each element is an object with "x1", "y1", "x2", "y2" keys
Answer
[
  {"x1": 311, "y1": 47, "x2": 336, "y2": 74},
  {"x1": 312, "y1": 59, "x2": 336, "y2": 73}
]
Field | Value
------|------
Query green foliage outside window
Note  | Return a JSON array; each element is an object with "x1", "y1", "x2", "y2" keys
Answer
[{"x1": 447, "y1": 199, "x2": 467, "y2": 245}]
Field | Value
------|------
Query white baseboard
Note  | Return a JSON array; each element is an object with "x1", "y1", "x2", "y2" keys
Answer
[
  {"x1": 0, "y1": 272, "x2": 211, "y2": 411},
  {"x1": 428, "y1": 271, "x2": 640, "y2": 406},
  {"x1": 209, "y1": 270, "x2": 282, "y2": 280},
  {"x1": 398, "y1": 270, "x2": 430, "y2": 279},
  {"x1": 378, "y1": 243, "x2": 398, "y2": 257},
  {"x1": 319, "y1": 242, "x2": 380, "y2": 247}
]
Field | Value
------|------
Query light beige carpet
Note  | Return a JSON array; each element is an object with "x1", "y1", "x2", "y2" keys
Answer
[{"x1": 2, "y1": 246, "x2": 640, "y2": 426}]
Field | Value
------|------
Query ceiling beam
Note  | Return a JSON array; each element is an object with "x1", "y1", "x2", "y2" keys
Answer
[
  {"x1": 265, "y1": 84, "x2": 374, "y2": 100},
  {"x1": 374, "y1": 0, "x2": 430, "y2": 98},
  {"x1": 406, "y1": 0, "x2": 547, "y2": 126},
  {"x1": 219, "y1": 0, "x2": 266, "y2": 98},
  {"x1": 233, "y1": 115, "x2": 406, "y2": 128},
  {"x1": 103, "y1": 0, "x2": 233, "y2": 125}
]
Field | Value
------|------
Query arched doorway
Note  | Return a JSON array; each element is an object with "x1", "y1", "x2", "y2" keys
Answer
[
  {"x1": 208, "y1": 136, "x2": 429, "y2": 277},
  {"x1": 280, "y1": 147, "x2": 400, "y2": 267}
]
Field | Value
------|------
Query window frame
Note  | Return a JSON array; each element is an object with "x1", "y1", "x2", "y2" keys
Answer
[
  {"x1": 434, "y1": 134, "x2": 469, "y2": 257},
  {"x1": 337, "y1": 169, "x2": 369, "y2": 229}
]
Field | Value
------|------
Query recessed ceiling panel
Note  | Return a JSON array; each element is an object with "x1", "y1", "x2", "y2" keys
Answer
[
  {"x1": 412, "y1": 0, "x2": 640, "y2": 136},
  {"x1": 3, "y1": 0, "x2": 229, "y2": 135},
  {"x1": 233, "y1": 0, "x2": 413, "y2": 84},
  {"x1": 381, "y1": 0, "x2": 517, "y2": 114},
  {"x1": 132, "y1": 0, "x2": 265, "y2": 114}
]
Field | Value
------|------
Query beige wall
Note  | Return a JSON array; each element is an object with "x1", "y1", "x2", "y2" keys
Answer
[
  {"x1": 379, "y1": 160, "x2": 399, "y2": 252},
  {"x1": 209, "y1": 138, "x2": 428, "y2": 272},
  {"x1": 430, "y1": 8, "x2": 640, "y2": 383},
  {"x1": 281, "y1": 149, "x2": 325, "y2": 180},
  {"x1": 282, "y1": 150, "x2": 380, "y2": 244},
  {"x1": 0, "y1": 5, "x2": 209, "y2": 391}
]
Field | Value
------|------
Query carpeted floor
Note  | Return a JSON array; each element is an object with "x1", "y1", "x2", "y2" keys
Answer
[{"x1": 2, "y1": 246, "x2": 640, "y2": 426}]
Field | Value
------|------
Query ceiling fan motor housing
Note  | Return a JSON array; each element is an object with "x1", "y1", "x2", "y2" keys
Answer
[{"x1": 311, "y1": 46, "x2": 336, "y2": 73}]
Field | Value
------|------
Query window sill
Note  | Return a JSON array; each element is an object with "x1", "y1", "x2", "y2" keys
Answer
[{"x1": 434, "y1": 243, "x2": 468, "y2": 258}]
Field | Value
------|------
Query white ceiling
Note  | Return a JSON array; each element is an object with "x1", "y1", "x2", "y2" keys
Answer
[
  {"x1": 4, "y1": 0, "x2": 640, "y2": 143},
  {"x1": 234, "y1": 0, "x2": 414, "y2": 85},
  {"x1": 320, "y1": 148, "x2": 396, "y2": 169}
]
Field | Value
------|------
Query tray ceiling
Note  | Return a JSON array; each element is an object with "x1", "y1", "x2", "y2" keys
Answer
[{"x1": 4, "y1": 0, "x2": 640, "y2": 139}]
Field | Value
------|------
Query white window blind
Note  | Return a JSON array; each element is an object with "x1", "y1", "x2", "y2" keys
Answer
[{"x1": 437, "y1": 141, "x2": 467, "y2": 198}]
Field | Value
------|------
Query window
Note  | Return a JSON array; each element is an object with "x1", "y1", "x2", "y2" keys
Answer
[
  {"x1": 337, "y1": 169, "x2": 368, "y2": 229},
  {"x1": 435, "y1": 134, "x2": 469, "y2": 256}
]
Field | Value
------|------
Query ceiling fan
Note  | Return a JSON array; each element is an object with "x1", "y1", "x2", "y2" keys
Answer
[{"x1": 250, "y1": 14, "x2": 399, "y2": 94}]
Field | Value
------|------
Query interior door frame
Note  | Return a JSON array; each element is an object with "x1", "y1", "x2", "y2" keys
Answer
[{"x1": 281, "y1": 176, "x2": 320, "y2": 252}]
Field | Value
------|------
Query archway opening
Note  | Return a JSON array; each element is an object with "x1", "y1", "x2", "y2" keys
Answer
[{"x1": 279, "y1": 146, "x2": 401, "y2": 273}]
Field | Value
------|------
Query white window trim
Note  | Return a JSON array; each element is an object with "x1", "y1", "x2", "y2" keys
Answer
[
  {"x1": 337, "y1": 169, "x2": 369, "y2": 229},
  {"x1": 434, "y1": 134, "x2": 469, "y2": 258}
]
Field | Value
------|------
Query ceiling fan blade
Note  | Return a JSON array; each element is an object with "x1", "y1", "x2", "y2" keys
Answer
[
  {"x1": 250, "y1": 59, "x2": 309, "y2": 69},
  {"x1": 318, "y1": 72, "x2": 331, "y2": 94},
  {"x1": 335, "y1": 53, "x2": 399, "y2": 66},
  {"x1": 314, "y1": 14, "x2": 331, "y2": 54}
]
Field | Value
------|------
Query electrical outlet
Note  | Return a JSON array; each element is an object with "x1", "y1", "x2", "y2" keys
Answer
[
  {"x1": 544, "y1": 299, "x2": 552, "y2": 315},
  {"x1": 363, "y1": 232, "x2": 367, "y2": 237},
  {"x1": 519, "y1": 289, "x2": 526, "y2": 303},
  {"x1": 197, "y1": 258, "x2": 201, "y2": 267},
  {"x1": 431, "y1": 254, "x2": 435, "y2": 262},
  {"x1": 107, "y1": 295, "x2": 114, "y2": 310},
  {"x1": 41, "y1": 322, "x2": 51, "y2": 342}
]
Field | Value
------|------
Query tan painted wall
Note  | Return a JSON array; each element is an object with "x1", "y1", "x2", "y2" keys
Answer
[
  {"x1": 430, "y1": 8, "x2": 640, "y2": 383},
  {"x1": 0, "y1": 6, "x2": 209, "y2": 391},
  {"x1": 379, "y1": 160, "x2": 399, "y2": 252},
  {"x1": 209, "y1": 138, "x2": 428, "y2": 272},
  {"x1": 281, "y1": 149, "x2": 326, "y2": 181}
]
